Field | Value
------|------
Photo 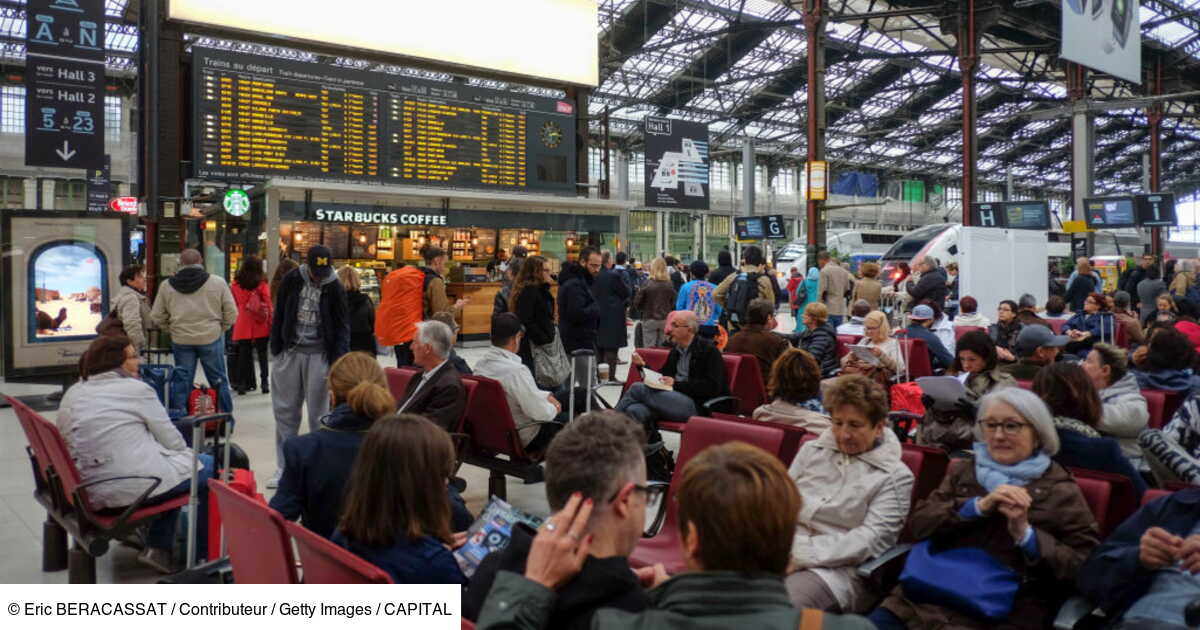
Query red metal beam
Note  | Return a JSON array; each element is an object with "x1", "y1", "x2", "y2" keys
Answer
[{"x1": 805, "y1": 0, "x2": 824, "y2": 249}]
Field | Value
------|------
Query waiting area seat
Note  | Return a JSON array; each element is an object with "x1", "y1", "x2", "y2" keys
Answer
[
  {"x1": 459, "y1": 375, "x2": 546, "y2": 501},
  {"x1": 286, "y1": 521, "x2": 393, "y2": 584},
  {"x1": 629, "y1": 416, "x2": 784, "y2": 574},
  {"x1": 208, "y1": 479, "x2": 298, "y2": 584},
  {"x1": 384, "y1": 367, "x2": 420, "y2": 402}
]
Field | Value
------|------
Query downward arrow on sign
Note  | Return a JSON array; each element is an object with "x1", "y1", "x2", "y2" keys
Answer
[{"x1": 56, "y1": 141, "x2": 76, "y2": 161}]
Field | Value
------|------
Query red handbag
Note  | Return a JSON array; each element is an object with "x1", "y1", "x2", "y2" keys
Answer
[{"x1": 890, "y1": 381, "x2": 925, "y2": 416}]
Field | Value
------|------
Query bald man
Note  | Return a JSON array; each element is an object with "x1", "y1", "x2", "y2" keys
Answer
[{"x1": 617, "y1": 310, "x2": 729, "y2": 436}]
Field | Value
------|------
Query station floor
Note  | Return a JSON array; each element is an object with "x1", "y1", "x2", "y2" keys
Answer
[{"x1": 1, "y1": 313, "x2": 808, "y2": 584}]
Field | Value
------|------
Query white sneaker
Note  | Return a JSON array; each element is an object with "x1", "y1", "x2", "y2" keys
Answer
[
  {"x1": 137, "y1": 548, "x2": 174, "y2": 574},
  {"x1": 266, "y1": 469, "x2": 282, "y2": 489}
]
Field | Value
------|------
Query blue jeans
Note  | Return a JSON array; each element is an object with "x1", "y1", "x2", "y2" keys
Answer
[
  {"x1": 866, "y1": 607, "x2": 907, "y2": 630},
  {"x1": 170, "y1": 338, "x2": 233, "y2": 417},
  {"x1": 146, "y1": 453, "x2": 214, "y2": 557}
]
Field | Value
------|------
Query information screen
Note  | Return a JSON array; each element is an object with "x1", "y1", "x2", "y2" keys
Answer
[
  {"x1": 969, "y1": 200, "x2": 1050, "y2": 230},
  {"x1": 1084, "y1": 196, "x2": 1137, "y2": 229},
  {"x1": 1003, "y1": 202, "x2": 1051, "y2": 230},
  {"x1": 1135, "y1": 193, "x2": 1176, "y2": 227},
  {"x1": 192, "y1": 47, "x2": 576, "y2": 195},
  {"x1": 735, "y1": 217, "x2": 765, "y2": 240}
]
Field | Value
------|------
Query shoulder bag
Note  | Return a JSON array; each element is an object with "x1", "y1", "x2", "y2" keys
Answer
[
  {"x1": 898, "y1": 539, "x2": 1019, "y2": 621},
  {"x1": 532, "y1": 328, "x2": 570, "y2": 388}
]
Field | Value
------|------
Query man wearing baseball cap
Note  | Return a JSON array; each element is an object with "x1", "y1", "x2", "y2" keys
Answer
[
  {"x1": 997, "y1": 324, "x2": 1069, "y2": 381},
  {"x1": 904, "y1": 304, "x2": 954, "y2": 371},
  {"x1": 267, "y1": 245, "x2": 350, "y2": 488}
]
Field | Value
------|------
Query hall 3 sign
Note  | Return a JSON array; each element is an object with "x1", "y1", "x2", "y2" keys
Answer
[{"x1": 24, "y1": 55, "x2": 105, "y2": 169}]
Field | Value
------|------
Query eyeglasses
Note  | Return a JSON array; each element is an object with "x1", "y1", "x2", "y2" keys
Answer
[
  {"x1": 978, "y1": 420, "x2": 1029, "y2": 435},
  {"x1": 609, "y1": 482, "x2": 670, "y2": 538}
]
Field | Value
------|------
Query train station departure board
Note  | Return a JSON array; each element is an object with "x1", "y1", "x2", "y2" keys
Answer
[{"x1": 193, "y1": 47, "x2": 576, "y2": 195}]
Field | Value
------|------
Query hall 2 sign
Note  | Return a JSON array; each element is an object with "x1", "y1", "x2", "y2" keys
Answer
[{"x1": 313, "y1": 207, "x2": 447, "y2": 226}]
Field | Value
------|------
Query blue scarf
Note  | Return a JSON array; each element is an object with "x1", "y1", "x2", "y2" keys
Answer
[
  {"x1": 973, "y1": 442, "x2": 1051, "y2": 492},
  {"x1": 799, "y1": 398, "x2": 827, "y2": 414}
]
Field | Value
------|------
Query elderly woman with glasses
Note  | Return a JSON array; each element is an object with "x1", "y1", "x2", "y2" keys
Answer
[
  {"x1": 867, "y1": 388, "x2": 1100, "y2": 630},
  {"x1": 839, "y1": 310, "x2": 904, "y2": 386},
  {"x1": 785, "y1": 375, "x2": 914, "y2": 613}
]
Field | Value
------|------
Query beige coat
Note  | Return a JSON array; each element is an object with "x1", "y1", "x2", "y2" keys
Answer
[
  {"x1": 818, "y1": 263, "x2": 855, "y2": 317},
  {"x1": 753, "y1": 399, "x2": 831, "y2": 433},
  {"x1": 150, "y1": 269, "x2": 238, "y2": 346},
  {"x1": 788, "y1": 427, "x2": 914, "y2": 612},
  {"x1": 113, "y1": 284, "x2": 151, "y2": 350},
  {"x1": 850, "y1": 277, "x2": 881, "y2": 311}
]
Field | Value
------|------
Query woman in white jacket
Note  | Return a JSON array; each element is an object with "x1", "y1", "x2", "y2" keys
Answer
[
  {"x1": 1082, "y1": 342, "x2": 1149, "y2": 466},
  {"x1": 785, "y1": 374, "x2": 914, "y2": 613},
  {"x1": 56, "y1": 335, "x2": 214, "y2": 572}
]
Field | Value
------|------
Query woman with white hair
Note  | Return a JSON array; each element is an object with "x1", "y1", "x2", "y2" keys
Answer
[{"x1": 867, "y1": 388, "x2": 1100, "y2": 630}]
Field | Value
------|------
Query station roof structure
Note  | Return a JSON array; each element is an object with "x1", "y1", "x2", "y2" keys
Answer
[{"x1": 0, "y1": 0, "x2": 1195, "y2": 198}]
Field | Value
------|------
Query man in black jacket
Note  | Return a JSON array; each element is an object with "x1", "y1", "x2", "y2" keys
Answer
[
  {"x1": 462, "y1": 410, "x2": 653, "y2": 628},
  {"x1": 559, "y1": 247, "x2": 602, "y2": 355},
  {"x1": 905, "y1": 256, "x2": 948, "y2": 311},
  {"x1": 268, "y1": 245, "x2": 349, "y2": 489},
  {"x1": 707, "y1": 249, "x2": 737, "y2": 287},
  {"x1": 395, "y1": 320, "x2": 467, "y2": 432},
  {"x1": 594, "y1": 253, "x2": 631, "y2": 379},
  {"x1": 616, "y1": 311, "x2": 728, "y2": 433}
]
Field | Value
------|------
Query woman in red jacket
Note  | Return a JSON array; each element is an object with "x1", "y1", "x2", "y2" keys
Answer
[{"x1": 231, "y1": 256, "x2": 272, "y2": 395}]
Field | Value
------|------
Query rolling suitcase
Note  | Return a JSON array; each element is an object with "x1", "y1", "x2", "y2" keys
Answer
[
  {"x1": 568, "y1": 349, "x2": 596, "y2": 420},
  {"x1": 159, "y1": 412, "x2": 237, "y2": 583}
]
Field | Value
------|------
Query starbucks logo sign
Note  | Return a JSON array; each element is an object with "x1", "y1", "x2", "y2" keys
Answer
[{"x1": 223, "y1": 189, "x2": 251, "y2": 217}]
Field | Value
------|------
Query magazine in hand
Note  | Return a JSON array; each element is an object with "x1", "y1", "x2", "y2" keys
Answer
[
  {"x1": 454, "y1": 496, "x2": 545, "y2": 578},
  {"x1": 847, "y1": 344, "x2": 881, "y2": 366},
  {"x1": 915, "y1": 376, "x2": 967, "y2": 410},
  {"x1": 640, "y1": 367, "x2": 673, "y2": 391}
]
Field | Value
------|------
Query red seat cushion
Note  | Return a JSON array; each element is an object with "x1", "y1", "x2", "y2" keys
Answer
[
  {"x1": 384, "y1": 367, "x2": 419, "y2": 402},
  {"x1": 208, "y1": 479, "x2": 298, "y2": 584},
  {"x1": 900, "y1": 444, "x2": 949, "y2": 503},
  {"x1": 623, "y1": 348, "x2": 671, "y2": 396},
  {"x1": 1071, "y1": 468, "x2": 1137, "y2": 538},
  {"x1": 1141, "y1": 488, "x2": 1172, "y2": 506},
  {"x1": 896, "y1": 337, "x2": 934, "y2": 379},
  {"x1": 1142, "y1": 389, "x2": 1167, "y2": 429},
  {"x1": 630, "y1": 417, "x2": 784, "y2": 573},
  {"x1": 285, "y1": 521, "x2": 393, "y2": 584},
  {"x1": 953, "y1": 326, "x2": 985, "y2": 341},
  {"x1": 91, "y1": 494, "x2": 190, "y2": 528}
]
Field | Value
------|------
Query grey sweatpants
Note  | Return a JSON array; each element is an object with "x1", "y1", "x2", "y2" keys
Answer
[{"x1": 271, "y1": 349, "x2": 330, "y2": 469}]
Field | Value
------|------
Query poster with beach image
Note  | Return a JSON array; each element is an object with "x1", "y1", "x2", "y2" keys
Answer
[{"x1": 30, "y1": 242, "x2": 108, "y2": 340}]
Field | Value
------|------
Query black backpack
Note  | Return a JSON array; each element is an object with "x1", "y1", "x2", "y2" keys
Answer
[{"x1": 725, "y1": 271, "x2": 762, "y2": 324}]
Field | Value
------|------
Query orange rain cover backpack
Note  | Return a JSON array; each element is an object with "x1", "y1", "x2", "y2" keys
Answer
[{"x1": 375, "y1": 266, "x2": 431, "y2": 346}]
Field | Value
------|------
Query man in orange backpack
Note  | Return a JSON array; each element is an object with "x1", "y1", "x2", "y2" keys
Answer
[{"x1": 376, "y1": 245, "x2": 466, "y2": 366}]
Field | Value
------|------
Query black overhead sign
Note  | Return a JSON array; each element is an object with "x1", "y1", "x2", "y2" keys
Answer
[
  {"x1": 191, "y1": 47, "x2": 577, "y2": 195},
  {"x1": 1135, "y1": 193, "x2": 1176, "y2": 227},
  {"x1": 25, "y1": 0, "x2": 105, "y2": 170},
  {"x1": 25, "y1": 0, "x2": 105, "y2": 62},
  {"x1": 24, "y1": 56, "x2": 105, "y2": 169},
  {"x1": 969, "y1": 200, "x2": 1052, "y2": 230}
]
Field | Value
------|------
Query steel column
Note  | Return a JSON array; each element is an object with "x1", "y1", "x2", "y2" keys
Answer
[
  {"x1": 1067, "y1": 63, "x2": 1095, "y2": 255},
  {"x1": 804, "y1": 0, "x2": 826, "y2": 256},
  {"x1": 1148, "y1": 60, "x2": 1163, "y2": 256},
  {"x1": 959, "y1": 0, "x2": 979, "y2": 222}
]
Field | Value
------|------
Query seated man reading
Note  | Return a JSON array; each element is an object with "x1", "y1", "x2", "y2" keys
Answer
[
  {"x1": 616, "y1": 310, "x2": 728, "y2": 434},
  {"x1": 1077, "y1": 486, "x2": 1200, "y2": 629}
]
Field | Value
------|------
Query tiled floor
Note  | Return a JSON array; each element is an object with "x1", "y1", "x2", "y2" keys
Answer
[{"x1": 0, "y1": 311, "x2": 803, "y2": 584}]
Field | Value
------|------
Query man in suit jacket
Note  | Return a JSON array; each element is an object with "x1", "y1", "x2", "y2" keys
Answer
[
  {"x1": 396, "y1": 319, "x2": 466, "y2": 432},
  {"x1": 616, "y1": 311, "x2": 728, "y2": 436}
]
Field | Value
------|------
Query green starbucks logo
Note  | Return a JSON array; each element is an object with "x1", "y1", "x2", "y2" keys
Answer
[{"x1": 223, "y1": 189, "x2": 251, "y2": 217}]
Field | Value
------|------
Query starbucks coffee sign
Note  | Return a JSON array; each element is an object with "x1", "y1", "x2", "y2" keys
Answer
[{"x1": 314, "y1": 207, "x2": 447, "y2": 226}]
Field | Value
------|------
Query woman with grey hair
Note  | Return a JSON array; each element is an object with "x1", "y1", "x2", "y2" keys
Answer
[
  {"x1": 1168, "y1": 258, "x2": 1194, "y2": 298},
  {"x1": 867, "y1": 387, "x2": 1100, "y2": 629}
]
